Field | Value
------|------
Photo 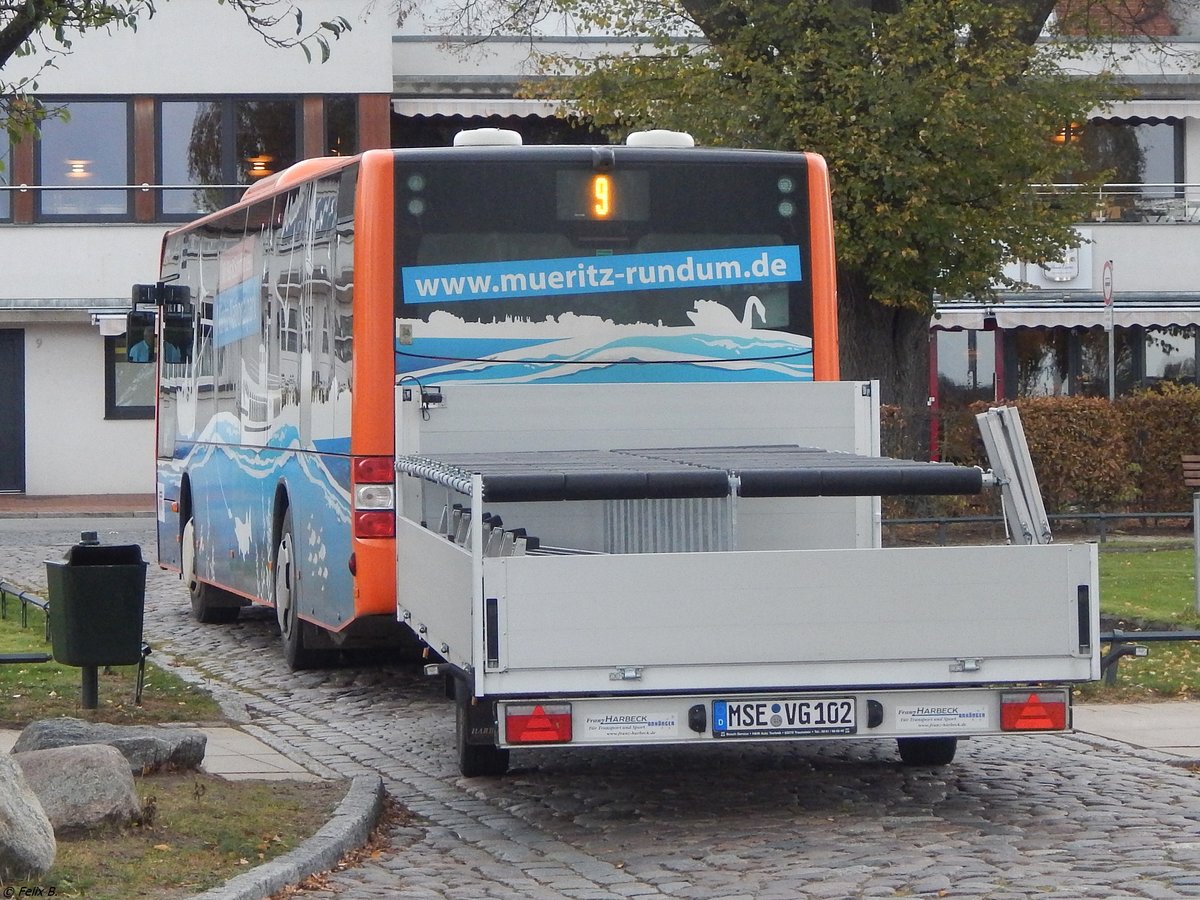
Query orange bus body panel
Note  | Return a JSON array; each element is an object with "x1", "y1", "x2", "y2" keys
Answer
[
  {"x1": 806, "y1": 154, "x2": 839, "y2": 381},
  {"x1": 349, "y1": 149, "x2": 398, "y2": 618}
]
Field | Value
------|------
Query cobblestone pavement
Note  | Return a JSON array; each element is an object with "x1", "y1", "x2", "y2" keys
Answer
[{"x1": 7, "y1": 518, "x2": 1200, "y2": 899}]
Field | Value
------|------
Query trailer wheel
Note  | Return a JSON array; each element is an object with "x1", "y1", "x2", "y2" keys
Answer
[
  {"x1": 274, "y1": 509, "x2": 332, "y2": 671},
  {"x1": 897, "y1": 736, "x2": 958, "y2": 766},
  {"x1": 183, "y1": 518, "x2": 239, "y2": 624},
  {"x1": 455, "y1": 679, "x2": 510, "y2": 778}
]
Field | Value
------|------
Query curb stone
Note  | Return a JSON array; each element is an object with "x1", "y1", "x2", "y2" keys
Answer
[
  {"x1": 189, "y1": 773, "x2": 386, "y2": 900},
  {"x1": 1060, "y1": 728, "x2": 1200, "y2": 769}
]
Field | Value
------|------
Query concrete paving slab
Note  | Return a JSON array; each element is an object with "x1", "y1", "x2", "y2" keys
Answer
[
  {"x1": 197, "y1": 726, "x2": 324, "y2": 781},
  {"x1": 1, "y1": 725, "x2": 324, "y2": 781},
  {"x1": 1073, "y1": 701, "x2": 1200, "y2": 760}
]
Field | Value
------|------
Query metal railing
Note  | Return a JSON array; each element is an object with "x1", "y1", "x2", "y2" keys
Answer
[
  {"x1": 1034, "y1": 183, "x2": 1200, "y2": 223},
  {"x1": 0, "y1": 579, "x2": 50, "y2": 642},
  {"x1": 0, "y1": 182, "x2": 251, "y2": 192},
  {"x1": 0, "y1": 181, "x2": 256, "y2": 220},
  {"x1": 0, "y1": 180, "x2": 1198, "y2": 218},
  {"x1": 883, "y1": 509, "x2": 1193, "y2": 545}
]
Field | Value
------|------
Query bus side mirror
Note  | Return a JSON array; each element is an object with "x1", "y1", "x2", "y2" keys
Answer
[
  {"x1": 130, "y1": 282, "x2": 193, "y2": 364},
  {"x1": 125, "y1": 310, "x2": 158, "y2": 364}
]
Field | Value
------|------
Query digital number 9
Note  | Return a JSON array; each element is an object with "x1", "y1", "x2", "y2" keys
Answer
[{"x1": 592, "y1": 175, "x2": 612, "y2": 218}]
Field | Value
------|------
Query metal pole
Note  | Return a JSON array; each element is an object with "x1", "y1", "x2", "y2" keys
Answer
[
  {"x1": 1104, "y1": 260, "x2": 1115, "y2": 402},
  {"x1": 81, "y1": 665, "x2": 99, "y2": 710},
  {"x1": 1108, "y1": 306, "x2": 1116, "y2": 402},
  {"x1": 1194, "y1": 492, "x2": 1200, "y2": 615}
]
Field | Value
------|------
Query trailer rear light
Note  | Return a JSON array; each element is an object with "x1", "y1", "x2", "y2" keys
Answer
[
  {"x1": 505, "y1": 703, "x2": 573, "y2": 744},
  {"x1": 353, "y1": 456, "x2": 395, "y2": 539},
  {"x1": 1000, "y1": 691, "x2": 1067, "y2": 732}
]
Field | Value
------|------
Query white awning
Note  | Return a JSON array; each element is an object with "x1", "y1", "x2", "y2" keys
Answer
[
  {"x1": 1092, "y1": 99, "x2": 1200, "y2": 120},
  {"x1": 91, "y1": 313, "x2": 129, "y2": 336},
  {"x1": 933, "y1": 305, "x2": 1200, "y2": 330},
  {"x1": 391, "y1": 98, "x2": 561, "y2": 118}
]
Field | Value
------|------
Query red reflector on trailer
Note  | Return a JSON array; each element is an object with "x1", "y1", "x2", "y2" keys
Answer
[
  {"x1": 353, "y1": 456, "x2": 394, "y2": 484},
  {"x1": 354, "y1": 510, "x2": 395, "y2": 539},
  {"x1": 506, "y1": 703, "x2": 572, "y2": 744},
  {"x1": 1000, "y1": 691, "x2": 1067, "y2": 732}
]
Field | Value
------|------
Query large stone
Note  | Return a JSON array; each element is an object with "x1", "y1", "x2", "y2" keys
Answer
[
  {"x1": 13, "y1": 718, "x2": 207, "y2": 774},
  {"x1": 0, "y1": 755, "x2": 56, "y2": 881},
  {"x1": 14, "y1": 744, "x2": 141, "y2": 833}
]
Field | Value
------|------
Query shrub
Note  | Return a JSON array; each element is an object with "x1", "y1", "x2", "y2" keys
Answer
[{"x1": 882, "y1": 388, "x2": 1200, "y2": 516}]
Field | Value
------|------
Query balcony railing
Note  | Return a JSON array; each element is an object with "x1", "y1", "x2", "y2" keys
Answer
[
  {"x1": 1035, "y1": 183, "x2": 1200, "y2": 223},
  {"x1": 4, "y1": 181, "x2": 1200, "y2": 224},
  {"x1": 0, "y1": 181, "x2": 256, "y2": 221}
]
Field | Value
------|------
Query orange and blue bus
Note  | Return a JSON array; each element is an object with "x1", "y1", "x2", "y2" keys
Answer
[{"x1": 133, "y1": 128, "x2": 838, "y2": 669}]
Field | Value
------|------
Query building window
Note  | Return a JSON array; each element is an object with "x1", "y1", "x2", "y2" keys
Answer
[
  {"x1": 1005, "y1": 328, "x2": 1070, "y2": 397},
  {"x1": 38, "y1": 100, "x2": 131, "y2": 220},
  {"x1": 1143, "y1": 326, "x2": 1197, "y2": 384},
  {"x1": 104, "y1": 335, "x2": 155, "y2": 420},
  {"x1": 936, "y1": 329, "x2": 996, "y2": 405},
  {"x1": 325, "y1": 95, "x2": 357, "y2": 156},
  {"x1": 1074, "y1": 327, "x2": 1136, "y2": 397},
  {"x1": 1081, "y1": 120, "x2": 1184, "y2": 197},
  {"x1": 159, "y1": 98, "x2": 300, "y2": 217},
  {"x1": 0, "y1": 129, "x2": 10, "y2": 221}
]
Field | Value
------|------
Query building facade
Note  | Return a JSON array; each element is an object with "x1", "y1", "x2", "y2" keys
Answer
[
  {"x1": 0, "y1": 1, "x2": 392, "y2": 494},
  {"x1": 3, "y1": 1, "x2": 1199, "y2": 494},
  {"x1": 933, "y1": 8, "x2": 1200, "y2": 414}
]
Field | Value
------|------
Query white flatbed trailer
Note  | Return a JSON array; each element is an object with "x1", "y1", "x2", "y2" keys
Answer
[{"x1": 393, "y1": 380, "x2": 1099, "y2": 775}]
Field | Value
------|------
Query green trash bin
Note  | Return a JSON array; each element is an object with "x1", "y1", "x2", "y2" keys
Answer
[{"x1": 45, "y1": 536, "x2": 147, "y2": 668}]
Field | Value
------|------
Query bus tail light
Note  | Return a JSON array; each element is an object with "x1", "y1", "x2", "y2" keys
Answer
[
  {"x1": 1000, "y1": 691, "x2": 1067, "y2": 732},
  {"x1": 505, "y1": 703, "x2": 573, "y2": 744},
  {"x1": 353, "y1": 456, "x2": 395, "y2": 539}
]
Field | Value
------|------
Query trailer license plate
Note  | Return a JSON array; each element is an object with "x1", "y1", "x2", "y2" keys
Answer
[{"x1": 712, "y1": 698, "x2": 856, "y2": 738}]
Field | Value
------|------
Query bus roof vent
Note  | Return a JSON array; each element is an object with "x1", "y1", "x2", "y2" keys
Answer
[
  {"x1": 625, "y1": 130, "x2": 696, "y2": 148},
  {"x1": 453, "y1": 128, "x2": 524, "y2": 147}
]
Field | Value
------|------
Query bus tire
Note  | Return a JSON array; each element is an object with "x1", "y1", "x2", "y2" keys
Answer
[
  {"x1": 183, "y1": 518, "x2": 239, "y2": 625},
  {"x1": 897, "y1": 736, "x2": 958, "y2": 767},
  {"x1": 455, "y1": 679, "x2": 510, "y2": 778},
  {"x1": 274, "y1": 509, "x2": 333, "y2": 671}
]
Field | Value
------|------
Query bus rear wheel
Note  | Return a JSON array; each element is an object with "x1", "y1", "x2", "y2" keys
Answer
[
  {"x1": 183, "y1": 518, "x2": 240, "y2": 625},
  {"x1": 274, "y1": 509, "x2": 333, "y2": 671}
]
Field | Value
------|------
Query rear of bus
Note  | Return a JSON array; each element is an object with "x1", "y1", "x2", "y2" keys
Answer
[{"x1": 383, "y1": 131, "x2": 838, "y2": 385}]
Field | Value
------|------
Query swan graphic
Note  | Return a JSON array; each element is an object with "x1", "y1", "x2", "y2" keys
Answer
[{"x1": 686, "y1": 296, "x2": 767, "y2": 331}]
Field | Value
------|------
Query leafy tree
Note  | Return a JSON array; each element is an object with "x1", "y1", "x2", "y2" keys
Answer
[
  {"x1": 0, "y1": 1, "x2": 350, "y2": 142},
  {"x1": 430, "y1": 0, "x2": 1129, "y2": 413}
]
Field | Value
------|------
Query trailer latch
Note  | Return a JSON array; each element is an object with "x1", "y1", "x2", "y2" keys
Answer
[
  {"x1": 609, "y1": 666, "x2": 643, "y2": 681},
  {"x1": 950, "y1": 657, "x2": 983, "y2": 673}
]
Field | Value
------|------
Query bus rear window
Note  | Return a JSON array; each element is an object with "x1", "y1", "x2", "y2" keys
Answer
[{"x1": 394, "y1": 157, "x2": 814, "y2": 339}]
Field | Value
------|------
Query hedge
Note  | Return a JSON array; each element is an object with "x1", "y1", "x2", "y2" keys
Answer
[{"x1": 882, "y1": 383, "x2": 1200, "y2": 515}]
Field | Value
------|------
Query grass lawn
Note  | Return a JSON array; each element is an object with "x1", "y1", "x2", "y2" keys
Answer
[
  {"x1": 0, "y1": 597, "x2": 364, "y2": 895},
  {"x1": 0, "y1": 601, "x2": 222, "y2": 726},
  {"x1": 47, "y1": 775, "x2": 348, "y2": 899},
  {"x1": 1080, "y1": 544, "x2": 1200, "y2": 700},
  {"x1": 1099, "y1": 547, "x2": 1200, "y2": 628}
]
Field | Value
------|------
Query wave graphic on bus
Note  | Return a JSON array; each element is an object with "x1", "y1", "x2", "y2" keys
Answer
[
  {"x1": 394, "y1": 299, "x2": 814, "y2": 384},
  {"x1": 165, "y1": 416, "x2": 354, "y2": 621}
]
